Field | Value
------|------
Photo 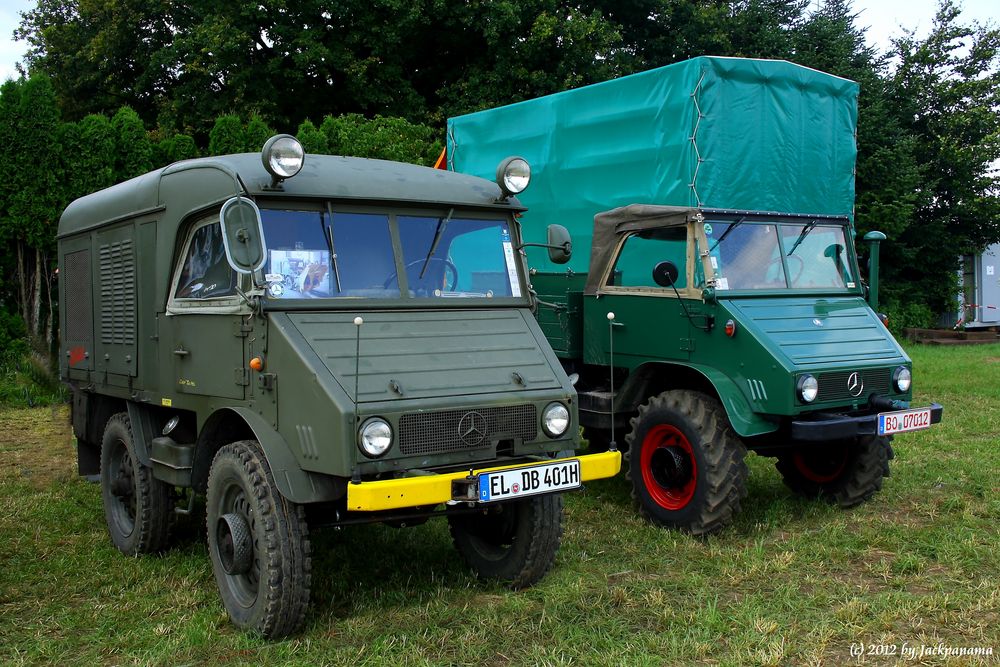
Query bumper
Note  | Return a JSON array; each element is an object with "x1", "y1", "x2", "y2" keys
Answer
[
  {"x1": 346, "y1": 450, "x2": 622, "y2": 511},
  {"x1": 790, "y1": 402, "x2": 943, "y2": 441}
]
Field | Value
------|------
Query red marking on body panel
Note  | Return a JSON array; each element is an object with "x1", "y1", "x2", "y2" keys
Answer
[{"x1": 69, "y1": 346, "x2": 86, "y2": 366}]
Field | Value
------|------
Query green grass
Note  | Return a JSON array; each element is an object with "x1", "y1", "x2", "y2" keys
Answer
[{"x1": 2, "y1": 344, "x2": 998, "y2": 665}]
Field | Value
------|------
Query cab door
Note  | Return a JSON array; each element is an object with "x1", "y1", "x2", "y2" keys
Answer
[
  {"x1": 583, "y1": 226, "x2": 694, "y2": 366},
  {"x1": 165, "y1": 219, "x2": 246, "y2": 401}
]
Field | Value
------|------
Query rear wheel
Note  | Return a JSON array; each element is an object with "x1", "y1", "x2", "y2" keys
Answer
[
  {"x1": 625, "y1": 391, "x2": 748, "y2": 535},
  {"x1": 775, "y1": 435, "x2": 893, "y2": 507},
  {"x1": 100, "y1": 413, "x2": 173, "y2": 555},
  {"x1": 448, "y1": 493, "x2": 563, "y2": 589},
  {"x1": 207, "y1": 441, "x2": 311, "y2": 638}
]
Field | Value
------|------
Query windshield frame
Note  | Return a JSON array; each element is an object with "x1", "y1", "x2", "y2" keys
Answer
[
  {"x1": 702, "y1": 217, "x2": 862, "y2": 296},
  {"x1": 599, "y1": 212, "x2": 863, "y2": 299},
  {"x1": 254, "y1": 199, "x2": 531, "y2": 309}
]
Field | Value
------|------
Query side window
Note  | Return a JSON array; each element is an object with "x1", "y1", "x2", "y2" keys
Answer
[
  {"x1": 607, "y1": 228, "x2": 688, "y2": 289},
  {"x1": 174, "y1": 222, "x2": 237, "y2": 299}
]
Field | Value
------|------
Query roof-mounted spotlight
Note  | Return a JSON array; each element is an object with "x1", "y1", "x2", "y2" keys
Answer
[
  {"x1": 495, "y1": 156, "x2": 531, "y2": 199},
  {"x1": 261, "y1": 134, "x2": 305, "y2": 187}
]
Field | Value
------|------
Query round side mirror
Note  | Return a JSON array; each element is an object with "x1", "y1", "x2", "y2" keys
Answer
[{"x1": 652, "y1": 260, "x2": 679, "y2": 287}]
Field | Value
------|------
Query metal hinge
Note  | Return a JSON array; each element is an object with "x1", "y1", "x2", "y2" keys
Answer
[
  {"x1": 680, "y1": 338, "x2": 696, "y2": 352},
  {"x1": 233, "y1": 321, "x2": 252, "y2": 337},
  {"x1": 235, "y1": 368, "x2": 249, "y2": 386}
]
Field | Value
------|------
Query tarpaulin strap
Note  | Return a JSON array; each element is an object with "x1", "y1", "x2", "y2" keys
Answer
[
  {"x1": 447, "y1": 125, "x2": 457, "y2": 171},
  {"x1": 689, "y1": 70, "x2": 707, "y2": 208}
]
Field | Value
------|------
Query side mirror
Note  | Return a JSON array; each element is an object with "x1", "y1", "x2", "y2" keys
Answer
[
  {"x1": 546, "y1": 224, "x2": 572, "y2": 264},
  {"x1": 652, "y1": 260, "x2": 679, "y2": 287},
  {"x1": 220, "y1": 196, "x2": 267, "y2": 274}
]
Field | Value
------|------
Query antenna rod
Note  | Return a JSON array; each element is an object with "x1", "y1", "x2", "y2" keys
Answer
[
  {"x1": 353, "y1": 316, "x2": 363, "y2": 425},
  {"x1": 607, "y1": 312, "x2": 618, "y2": 452}
]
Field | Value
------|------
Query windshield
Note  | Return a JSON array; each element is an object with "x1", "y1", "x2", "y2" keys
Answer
[
  {"x1": 703, "y1": 221, "x2": 856, "y2": 291},
  {"x1": 259, "y1": 209, "x2": 522, "y2": 299}
]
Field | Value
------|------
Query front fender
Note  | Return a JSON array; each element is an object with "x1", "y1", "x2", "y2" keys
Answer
[
  {"x1": 617, "y1": 362, "x2": 778, "y2": 438},
  {"x1": 691, "y1": 366, "x2": 779, "y2": 437},
  {"x1": 199, "y1": 407, "x2": 345, "y2": 504}
]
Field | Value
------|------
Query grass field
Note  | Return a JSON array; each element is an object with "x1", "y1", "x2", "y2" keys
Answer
[{"x1": 1, "y1": 344, "x2": 998, "y2": 666}]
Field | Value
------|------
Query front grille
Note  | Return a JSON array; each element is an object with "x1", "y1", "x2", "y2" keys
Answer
[
  {"x1": 399, "y1": 404, "x2": 538, "y2": 456},
  {"x1": 816, "y1": 368, "x2": 891, "y2": 402}
]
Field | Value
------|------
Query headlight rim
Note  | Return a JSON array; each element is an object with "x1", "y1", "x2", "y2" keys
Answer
[
  {"x1": 892, "y1": 366, "x2": 912, "y2": 393},
  {"x1": 796, "y1": 374, "x2": 819, "y2": 403},
  {"x1": 357, "y1": 417, "x2": 393, "y2": 458},
  {"x1": 261, "y1": 133, "x2": 305, "y2": 181},
  {"x1": 541, "y1": 401, "x2": 570, "y2": 438},
  {"x1": 495, "y1": 156, "x2": 531, "y2": 197}
]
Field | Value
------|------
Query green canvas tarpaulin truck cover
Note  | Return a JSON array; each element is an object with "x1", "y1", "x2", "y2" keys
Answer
[{"x1": 447, "y1": 56, "x2": 859, "y2": 273}]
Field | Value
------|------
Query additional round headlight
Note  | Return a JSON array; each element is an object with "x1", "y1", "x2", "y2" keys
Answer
[
  {"x1": 893, "y1": 366, "x2": 912, "y2": 393},
  {"x1": 358, "y1": 418, "x2": 393, "y2": 458},
  {"x1": 496, "y1": 156, "x2": 531, "y2": 196},
  {"x1": 542, "y1": 402, "x2": 570, "y2": 438},
  {"x1": 261, "y1": 134, "x2": 305, "y2": 180},
  {"x1": 796, "y1": 374, "x2": 819, "y2": 403}
]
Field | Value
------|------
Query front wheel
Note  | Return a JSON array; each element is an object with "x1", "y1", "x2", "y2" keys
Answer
[
  {"x1": 775, "y1": 435, "x2": 893, "y2": 507},
  {"x1": 448, "y1": 493, "x2": 563, "y2": 589},
  {"x1": 625, "y1": 391, "x2": 748, "y2": 536},
  {"x1": 206, "y1": 441, "x2": 312, "y2": 638}
]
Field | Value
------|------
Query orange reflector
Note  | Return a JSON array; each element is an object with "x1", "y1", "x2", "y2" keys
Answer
[
  {"x1": 249, "y1": 357, "x2": 264, "y2": 372},
  {"x1": 724, "y1": 319, "x2": 736, "y2": 337}
]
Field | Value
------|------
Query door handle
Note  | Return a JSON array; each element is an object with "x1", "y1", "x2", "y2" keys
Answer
[{"x1": 173, "y1": 347, "x2": 190, "y2": 357}]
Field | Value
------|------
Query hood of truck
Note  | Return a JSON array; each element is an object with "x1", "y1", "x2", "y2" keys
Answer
[
  {"x1": 277, "y1": 309, "x2": 565, "y2": 402},
  {"x1": 723, "y1": 296, "x2": 907, "y2": 371}
]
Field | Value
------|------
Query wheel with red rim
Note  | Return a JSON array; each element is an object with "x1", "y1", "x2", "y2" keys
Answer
[
  {"x1": 625, "y1": 391, "x2": 748, "y2": 535},
  {"x1": 776, "y1": 435, "x2": 893, "y2": 507}
]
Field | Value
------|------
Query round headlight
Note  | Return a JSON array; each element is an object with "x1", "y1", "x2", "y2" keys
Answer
[
  {"x1": 496, "y1": 156, "x2": 531, "y2": 196},
  {"x1": 893, "y1": 366, "x2": 912, "y2": 393},
  {"x1": 358, "y1": 418, "x2": 393, "y2": 458},
  {"x1": 542, "y1": 402, "x2": 570, "y2": 438},
  {"x1": 261, "y1": 134, "x2": 305, "y2": 180},
  {"x1": 797, "y1": 374, "x2": 819, "y2": 403}
]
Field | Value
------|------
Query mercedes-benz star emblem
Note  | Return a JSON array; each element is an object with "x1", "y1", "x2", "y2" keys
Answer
[
  {"x1": 458, "y1": 411, "x2": 487, "y2": 446},
  {"x1": 847, "y1": 371, "x2": 864, "y2": 398}
]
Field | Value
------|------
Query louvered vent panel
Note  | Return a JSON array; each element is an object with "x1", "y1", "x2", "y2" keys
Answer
[
  {"x1": 64, "y1": 249, "x2": 92, "y2": 344},
  {"x1": 99, "y1": 240, "x2": 136, "y2": 345}
]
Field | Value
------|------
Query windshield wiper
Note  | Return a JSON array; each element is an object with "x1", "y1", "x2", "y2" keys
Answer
[
  {"x1": 419, "y1": 208, "x2": 454, "y2": 279},
  {"x1": 324, "y1": 204, "x2": 342, "y2": 292},
  {"x1": 709, "y1": 216, "x2": 746, "y2": 252},
  {"x1": 787, "y1": 219, "x2": 819, "y2": 256}
]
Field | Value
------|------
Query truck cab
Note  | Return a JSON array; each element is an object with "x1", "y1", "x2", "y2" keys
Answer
[
  {"x1": 58, "y1": 136, "x2": 620, "y2": 637},
  {"x1": 533, "y1": 204, "x2": 941, "y2": 534}
]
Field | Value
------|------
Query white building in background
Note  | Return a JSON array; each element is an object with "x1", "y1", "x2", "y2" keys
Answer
[{"x1": 958, "y1": 244, "x2": 1000, "y2": 328}]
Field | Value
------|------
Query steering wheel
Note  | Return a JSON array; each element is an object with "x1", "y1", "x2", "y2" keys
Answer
[
  {"x1": 766, "y1": 254, "x2": 805, "y2": 285},
  {"x1": 384, "y1": 257, "x2": 459, "y2": 292}
]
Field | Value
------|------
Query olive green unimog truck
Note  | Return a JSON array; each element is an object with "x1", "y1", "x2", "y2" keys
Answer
[
  {"x1": 57, "y1": 135, "x2": 620, "y2": 636},
  {"x1": 446, "y1": 56, "x2": 942, "y2": 535}
]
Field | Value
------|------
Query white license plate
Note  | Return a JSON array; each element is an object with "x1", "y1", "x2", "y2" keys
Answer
[
  {"x1": 478, "y1": 460, "x2": 581, "y2": 502},
  {"x1": 878, "y1": 407, "x2": 933, "y2": 435}
]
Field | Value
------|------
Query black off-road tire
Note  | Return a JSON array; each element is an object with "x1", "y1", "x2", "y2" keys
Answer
[
  {"x1": 775, "y1": 435, "x2": 894, "y2": 507},
  {"x1": 206, "y1": 441, "x2": 312, "y2": 639},
  {"x1": 625, "y1": 391, "x2": 748, "y2": 536},
  {"x1": 448, "y1": 493, "x2": 564, "y2": 589},
  {"x1": 100, "y1": 412, "x2": 174, "y2": 555}
]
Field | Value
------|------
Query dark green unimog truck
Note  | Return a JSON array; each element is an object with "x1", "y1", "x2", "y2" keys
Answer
[
  {"x1": 57, "y1": 135, "x2": 620, "y2": 636},
  {"x1": 446, "y1": 56, "x2": 943, "y2": 535}
]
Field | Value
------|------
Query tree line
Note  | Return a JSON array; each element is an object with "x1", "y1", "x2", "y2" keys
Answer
[{"x1": 1, "y1": 0, "x2": 998, "y2": 382}]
